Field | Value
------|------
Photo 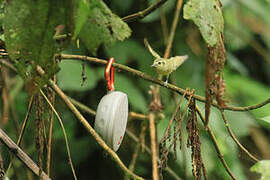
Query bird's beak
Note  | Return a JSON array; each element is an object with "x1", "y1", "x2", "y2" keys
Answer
[{"x1": 151, "y1": 63, "x2": 156, "y2": 67}]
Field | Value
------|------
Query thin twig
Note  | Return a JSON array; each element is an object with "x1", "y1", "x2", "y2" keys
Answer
[
  {"x1": 0, "y1": 128, "x2": 51, "y2": 180},
  {"x1": 1, "y1": 58, "x2": 270, "y2": 113},
  {"x1": 196, "y1": 106, "x2": 236, "y2": 180},
  {"x1": 46, "y1": 76, "x2": 56, "y2": 176},
  {"x1": 160, "y1": 6, "x2": 169, "y2": 45},
  {"x1": 149, "y1": 113, "x2": 159, "y2": 180},
  {"x1": 122, "y1": 0, "x2": 169, "y2": 22},
  {"x1": 129, "y1": 112, "x2": 148, "y2": 120},
  {"x1": 36, "y1": 66, "x2": 145, "y2": 180},
  {"x1": 168, "y1": 90, "x2": 194, "y2": 152},
  {"x1": 40, "y1": 89, "x2": 78, "y2": 180},
  {"x1": 5, "y1": 95, "x2": 34, "y2": 178},
  {"x1": 59, "y1": 54, "x2": 270, "y2": 112},
  {"x1": 220, "y1": 110, "x2": 259, "y2": 162},
  {"x1": 125, "y1": 125, "x2": 147, "y2": 180},
  {"x1": 125, "y1": 143, "x2": 141, "y2": 180},
  {"x1": 164, "y1": 0, "x2": 183, "y2": 59}
]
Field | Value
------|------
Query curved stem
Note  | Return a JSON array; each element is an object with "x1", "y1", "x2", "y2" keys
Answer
[
  {"x1": 220, "y1": 110, "x2": 259, "y2": 162},
  {"x1": 196, "y1": 106, "x2": 236, "y2": 180}
]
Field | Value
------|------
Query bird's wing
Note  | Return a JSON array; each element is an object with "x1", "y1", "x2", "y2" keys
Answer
[
  {"x1": 170, "y1": 55, "x2": 188, "y2": 71},
  {"x1": 144, "y1": 38, "x2": 161, "y2": 59}
]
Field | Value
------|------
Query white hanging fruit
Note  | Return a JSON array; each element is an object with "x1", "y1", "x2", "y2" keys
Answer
[{"x1": 94, "y1": 58, "x2": 128, "y2": 151}]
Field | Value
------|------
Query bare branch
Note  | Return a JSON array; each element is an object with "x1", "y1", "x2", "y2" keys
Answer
[
  {"x1": 122, "y1": 0, "x2": 169, "y2": 22},
  {"x1": 0, "y1": 128, "x2": 51, "y2": 180},
  {"x1": 164, "y1": 0, "x2": 183, "y2": 58}
]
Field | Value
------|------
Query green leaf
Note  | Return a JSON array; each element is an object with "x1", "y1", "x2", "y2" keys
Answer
[
  {"x1": 73, "y1": 0, "x2": 90, "y2": 39},
  {"x1": 57, "y1": 60, "x2": 97, "y2": 91},
  {"x1": 3, "y1": 0, "x2": 70, "y2": 77},
  {"x1": 257, "y1": 116, "x2": 270, "y2": 131},
  {"x1": 183, "y1": 0, "x2": 224, "y2": 46},
  {"x1": 250, "y1": 160, "x2": 270, "y2": 180},
  {"x1": 76, "y1": 0, "x2": 131, "y2": 55}
]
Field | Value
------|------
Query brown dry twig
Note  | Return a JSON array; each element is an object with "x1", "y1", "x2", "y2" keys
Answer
[
  {"x1": 186, "y1": 98, "x2": 207, "y2": 180},
  {"x1": 0, "y1": 128, "x2": 51, "y2": 180},
  {"x1": 159, "y1": 89, "x2": 187, "y2": 144},
  {"x1": 122, "y1": 0, "x2": 169, "y2": 22},
  {"x1": 5, "y1": 95, "x2": 34, "y2": 178},
  {"x1": 164, "y1": 0, "x2": 184, "y2": 58}
]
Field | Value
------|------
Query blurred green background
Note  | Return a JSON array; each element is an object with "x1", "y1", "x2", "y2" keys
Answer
[{"x1": 1, "y1": 0, "x2": 270, "y2": 179}]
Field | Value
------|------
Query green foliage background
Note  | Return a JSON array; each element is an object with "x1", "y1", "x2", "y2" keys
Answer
[{"x1": 0, "y1": 0, "x2": 270, "y2": 179}]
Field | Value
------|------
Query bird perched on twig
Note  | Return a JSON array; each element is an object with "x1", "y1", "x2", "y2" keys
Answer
[{"x1": 144, "y1": 38, "x2": 188, "y2": 86}]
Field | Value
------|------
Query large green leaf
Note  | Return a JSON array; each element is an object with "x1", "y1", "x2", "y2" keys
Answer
[
  {"x1": 3, "y1": 0, "x2": 70, "y2": 79},
  {"x1": 76, "y1": 0, "x2": 131, "y2": 55},
  {"x1": 250, "y1": 160, "x2": 270, "y2": 180},
  {"x1": 73, "y1": 0, "x2": 90, "y2": 39},
  {"x1": 257, "y1": 116, "x2": 270, "y2": 131},
  {"x1": 57, "y1": 60, "x2": 98, "y2": 91},
  {"x1": 183, "y1": 0, "x2": 224, "y2": 46}
]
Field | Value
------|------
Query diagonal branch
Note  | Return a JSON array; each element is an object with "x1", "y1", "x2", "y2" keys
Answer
[
  {"x1": 164, "y1": 0, "x2": 183, "y2": 58},
  {"x1": 122, "y1": 0, "x2": 169, "y2": 22},
  {"x1": 0, "y1": 128, "x2": 51, "y2": 180}
]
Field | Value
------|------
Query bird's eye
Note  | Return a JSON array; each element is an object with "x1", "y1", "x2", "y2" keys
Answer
[{"x1": 158, "y1": 62, "x2": 162, "y2": 65}]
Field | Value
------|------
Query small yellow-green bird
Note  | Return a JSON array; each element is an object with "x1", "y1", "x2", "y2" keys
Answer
[{"x1": 144, "y1": 39, "x2": 188, "y2": 86}]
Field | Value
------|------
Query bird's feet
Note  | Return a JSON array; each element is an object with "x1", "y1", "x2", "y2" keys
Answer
[{"x1": 164, "y1": 80, "x2": 168, "y2": 87}]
